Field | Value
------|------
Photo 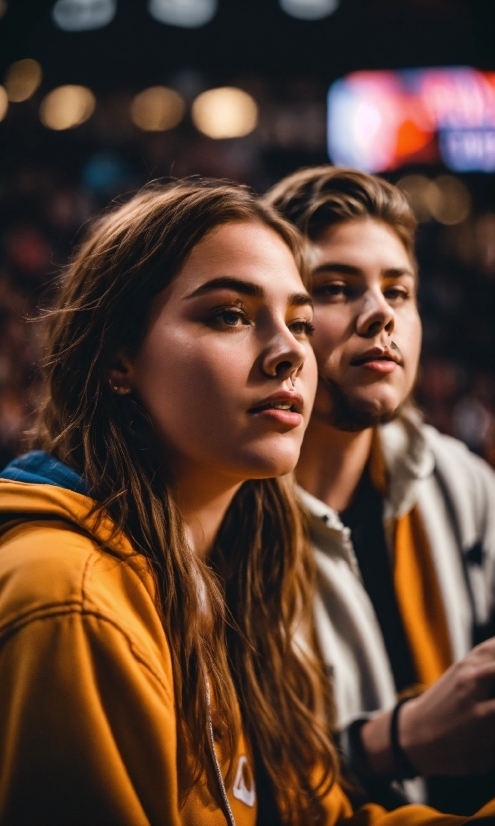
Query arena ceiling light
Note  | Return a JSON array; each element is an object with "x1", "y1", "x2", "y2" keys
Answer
[
  {"x1": 39, "y1": 85, "x2": 96, "y2": 130},
  {"x1": 148, "y1": 0, "x2": 217, "y2": 28},
  {"x1": 130, "y1": 87, "x2": 185, "y2": 131},
  {"x1": 192, "y1": 87, "x2": 258, "y2": 139},
  {"x1": 4, "y1": 59, "x2": 42, "y2": 103},
  {"x1": 279, "y1": 0, "x2": 339, "y2": 21},
  {"x1": 52, "y1": 0, "x2": 117, "y2": 32},
  {"x1": 0, "y1": 86, "x2": 8, "y2": 122}
]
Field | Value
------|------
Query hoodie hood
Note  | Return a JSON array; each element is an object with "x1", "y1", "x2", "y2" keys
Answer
[
  {"x1": 0, "y1": 450, "x2": 90, "y2": 496},
  {"x1": 0, "y1": 451, "x2": 133, "y2": 558}
]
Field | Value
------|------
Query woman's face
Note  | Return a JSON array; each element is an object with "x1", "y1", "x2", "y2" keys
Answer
[{"x1": 124, "y1": 221, "x2": 317, "y2": 485}]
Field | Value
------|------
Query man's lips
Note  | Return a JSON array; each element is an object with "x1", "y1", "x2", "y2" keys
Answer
[
  {"x1": 249, "y1": 390, "x2": 304, "y2": 426},
  {"x1": 350, "y1": 347, "x2": 402, "y2": 373}
]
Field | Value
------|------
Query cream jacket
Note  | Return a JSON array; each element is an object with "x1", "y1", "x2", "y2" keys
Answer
[{"x1": 300, "y1": 411, "x2": 495, "y2": 803}]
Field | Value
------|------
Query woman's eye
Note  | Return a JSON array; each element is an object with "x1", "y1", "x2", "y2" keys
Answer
[
  {"x1": 289, "y1": 319, "x2": 315, "y2": 337},
  {"x1": 210, "y1": 307, "x2": 250, "y2": 328}
]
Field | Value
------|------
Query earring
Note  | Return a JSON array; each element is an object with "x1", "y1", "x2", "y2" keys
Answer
[{"x1": 109, "y1": 380, "x2": 130, "y2": 394}]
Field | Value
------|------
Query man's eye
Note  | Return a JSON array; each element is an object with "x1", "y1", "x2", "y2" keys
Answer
[
  {"x1": 385, "y1": 288, "x2": 410, "y2": 303},
  {"x1": 313, "y1": 283, "x2": 347, "y2": 298}
]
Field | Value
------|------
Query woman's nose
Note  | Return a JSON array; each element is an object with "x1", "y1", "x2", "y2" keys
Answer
[{"x1": 260, "y1": 326, "x2": 307, "y2": 381}]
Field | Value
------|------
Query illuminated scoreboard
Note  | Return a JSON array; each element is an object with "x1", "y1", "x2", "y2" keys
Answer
[{"x1": 327, "y1": 67, "x2": 495, "y2": 173}]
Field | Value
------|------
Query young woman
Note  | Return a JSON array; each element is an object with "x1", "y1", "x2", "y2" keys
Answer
[{"x1": 0, "y1": 181, "x2": 493, "y2": 826}]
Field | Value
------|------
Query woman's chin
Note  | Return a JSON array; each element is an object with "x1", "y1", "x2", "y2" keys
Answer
[{"x1": 234, "y1": 447, "x2": 301, "y2": 481}]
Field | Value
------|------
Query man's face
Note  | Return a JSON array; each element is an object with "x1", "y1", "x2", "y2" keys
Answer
[{"x1": 309, "y1": 218, "x2": 422, "y2": 431}]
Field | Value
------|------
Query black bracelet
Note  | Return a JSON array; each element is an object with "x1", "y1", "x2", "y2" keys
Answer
[{"x1": 390, "y1": 698, "x2": 418, "y2": 780}]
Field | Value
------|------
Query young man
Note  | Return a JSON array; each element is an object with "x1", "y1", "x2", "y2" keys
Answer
[{"x1": 265, "y1": 168, "x2": 495, "y2": 814}]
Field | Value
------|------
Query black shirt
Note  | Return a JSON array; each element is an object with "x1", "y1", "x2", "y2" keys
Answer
[{"x1": 339, "y1": 464, "x2": 417, "y2": 693}]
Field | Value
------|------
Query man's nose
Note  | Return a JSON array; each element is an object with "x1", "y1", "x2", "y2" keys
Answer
[{"x1": 356, "y1": 291, "x2": 395, "y2": 338}]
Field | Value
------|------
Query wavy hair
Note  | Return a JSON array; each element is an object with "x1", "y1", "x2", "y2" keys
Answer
[
  {"x1": 30, "y1": 181, "x2": 338, "y2": 823},
  {"x1": 265, "y1": 165, "x2": 417, "y2": 268}
]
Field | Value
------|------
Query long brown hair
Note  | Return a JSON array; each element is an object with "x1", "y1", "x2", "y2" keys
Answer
[{"x1": 31, "y1": 181, "x2": 338, "y2": 823}]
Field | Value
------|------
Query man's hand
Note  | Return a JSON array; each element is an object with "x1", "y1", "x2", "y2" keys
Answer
[
  {"x1": 359, "y1": 638, "x2": 495, "y2": 778},
  {"x1": 399, "y1": 637, "x2": 495, "y2": 776}
]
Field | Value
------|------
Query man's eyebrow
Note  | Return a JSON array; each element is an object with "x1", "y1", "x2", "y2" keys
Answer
[
  {"x1": 186, "y1": 277, "x2": 265, "y2": 299},
  {"x1": 313, "y1": 263, "x2": 362, "y2": 277},
  {"x1": 382, "y1": 267, "x2": 416, "y2": 279},
  {"x1": 313, "y1": 263, "x2": 415, "y2": 279}
]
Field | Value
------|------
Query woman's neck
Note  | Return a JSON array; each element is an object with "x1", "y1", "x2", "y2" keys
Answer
[
  {"x1": 297, "y1": 417, "x2": 373, "y2": 513},
  {"x1": 174, "y1": 465, "x2": 243, "y2": 558}
]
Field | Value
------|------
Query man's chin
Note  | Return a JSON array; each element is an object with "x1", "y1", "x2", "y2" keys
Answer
[{"x1": 322, "y1": 380, "x2": 400, "y2": 432}]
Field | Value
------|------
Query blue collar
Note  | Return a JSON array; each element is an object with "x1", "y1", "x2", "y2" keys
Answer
[{"x1": 0, "y1": 450, "x2": 90, "y2": 496}]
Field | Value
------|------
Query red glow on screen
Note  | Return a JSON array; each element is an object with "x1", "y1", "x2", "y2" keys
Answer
[{"x1": 328, "y1": 68, "x2": 495, "y2": 173}]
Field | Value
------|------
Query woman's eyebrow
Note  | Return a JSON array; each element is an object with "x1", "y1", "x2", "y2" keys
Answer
[
  {"x1": 185, "y1": 277, "x2": 313, "y2": 308},
  {"x1": 289, "y1": 292, "x2": 313, "y2": 308},
  {"x1": 186, "y1": 277, "x2": 265, "y2": 299}
]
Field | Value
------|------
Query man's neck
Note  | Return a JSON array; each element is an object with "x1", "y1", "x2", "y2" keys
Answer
[{"x1": 297, "y1": 415, "x2": 373, "y2": 513}]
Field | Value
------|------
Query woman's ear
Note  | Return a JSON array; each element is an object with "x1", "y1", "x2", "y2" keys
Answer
[{"x1": 107, "y1": 353, "x2": 134, "y2": 395}]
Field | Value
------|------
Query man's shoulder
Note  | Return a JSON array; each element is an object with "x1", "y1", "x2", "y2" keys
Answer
[
  {"x1": 422, "y1": 424, "x2": 495, "y2": 487},
  {"x1": 414, "y1": 426, "x2": 495, "y2": 551},
  {"x1": 380, "y1": 411, "x2": 495, "y2": 487}
]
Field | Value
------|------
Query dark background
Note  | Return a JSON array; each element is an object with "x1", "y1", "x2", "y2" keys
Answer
[{"x1": 0, "y1": 0, "x2": 494, "y2": 466}]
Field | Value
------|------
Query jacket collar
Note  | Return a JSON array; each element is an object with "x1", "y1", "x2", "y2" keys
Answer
[
  {"x1": 299, "y1": 407, "x2": 435, "y2": 532},
  {"x1": 0, "y1": 452, "x2": 135, "y2": 561},
  {"x1": 0, "y1": 450, "x2": 90, "y2": 495},
  {"x1": 379, "y1": 407, "x2": 435, "y2": 519}
]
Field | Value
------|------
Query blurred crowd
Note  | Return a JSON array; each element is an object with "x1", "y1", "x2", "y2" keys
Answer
[{"x1": 0, "y1": 97, "x2": 494, "y2": 468}]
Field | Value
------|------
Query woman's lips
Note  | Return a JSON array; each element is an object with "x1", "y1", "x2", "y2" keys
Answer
[
  {"x1": 251, "y1": 408, "x2": 303, "y2": 426},
  {"x1": 249, "y1": 390, "x2": 303, "y2": 427}
]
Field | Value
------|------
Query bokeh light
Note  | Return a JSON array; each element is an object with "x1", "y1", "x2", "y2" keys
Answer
[
  {"x1": 52, "y1": 0, "x2": 117, "y2": 31},
  {"x1": 280, "y1": 0, "x2": 339, "y2": 20},
  {"x1": 130, "y1": 86, "x2": 185, "y2": 132},
  {"x1": 0, "y1": 86, "x2": 8, "y2": 122},
  {"x1": 148, "y1": 0, "x2": 217, "y2": 28},
  {"x1": 397, "y1": 173, "x2": 472, "y2": 226},
  {"x1": 4, "y1": 59, "x2": 43, "y2": 103},
  {"x1": 39, "y1": 86, "x2": 96, "y2": 131},
  {"x1": 192, "y1": 87, "x2": 258, "y2": 139},
  {"x1": 396, "y1": 174, "x2": 432, "y2": 223},
  {"x1": 425, "y1": 175, "x2": 471, "y2": 225}
]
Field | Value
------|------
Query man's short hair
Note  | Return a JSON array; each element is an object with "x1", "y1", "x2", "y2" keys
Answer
[{"x1": 265, "y1": 165, "x2": 417, "y2": 268}]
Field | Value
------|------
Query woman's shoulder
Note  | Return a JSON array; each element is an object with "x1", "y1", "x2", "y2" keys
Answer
[
  {"x1": 0, "y1": 516, "x2": 97, "y2": 628},
  {"x1": 0, "y1": 485, "x2": 169, "y2": 676}
]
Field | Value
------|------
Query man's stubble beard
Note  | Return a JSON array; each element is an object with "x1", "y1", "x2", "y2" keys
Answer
[{"x1": 320, "y1": 376, "x2": 402, "y2": 432}]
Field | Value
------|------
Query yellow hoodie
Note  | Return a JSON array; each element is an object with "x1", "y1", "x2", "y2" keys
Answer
[{"x1": 0, "y1": 454, "x2": 494, "y2": 826}]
